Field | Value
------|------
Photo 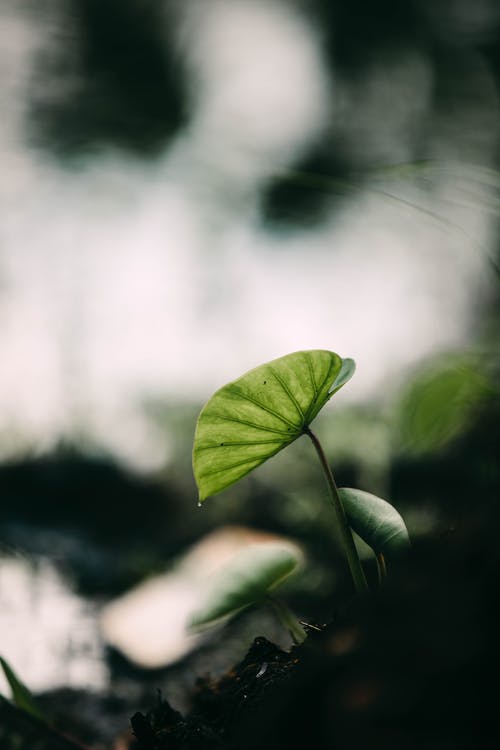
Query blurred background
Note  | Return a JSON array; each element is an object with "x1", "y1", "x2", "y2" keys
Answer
[{"x1": 0, "y1": 0, "x2": 499, "y2": 744}]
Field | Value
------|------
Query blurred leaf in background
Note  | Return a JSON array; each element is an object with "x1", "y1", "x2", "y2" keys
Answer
[{"x1": 396, "y1": 353, "x2": 495, "y2": 456}]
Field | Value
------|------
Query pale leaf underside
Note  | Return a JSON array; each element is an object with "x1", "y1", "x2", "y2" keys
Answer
[{"x1": 189, "y1": 542, "x2": 302, "y2": 628}]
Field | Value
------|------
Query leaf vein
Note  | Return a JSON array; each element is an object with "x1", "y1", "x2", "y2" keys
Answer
[
  {"x1": 268, "y1": 366, "x2": 305, "y2": 423},
  {"x1": 206, "y1": 413, "x2": 292, "y2": 436},
  {"x1": 224, "y1": 386, "x2": 300, "y2": 429},
  {"x1": 199, "y1": 450, "x2": 284, "y2": 479},
  {"x1": 304, "y1": 356, "x2": 337, "y2": 423},
  {"x1": 306, "y1": 355, "x2": 318, "y2": 401},
  {"x1": 379, "y1": 527, "x2": 405, "y2": 549},
  {"x1": 321, "y1": 357, "x2": 338, "y2": 395},
  {"x1": 195, "y1": 439, "x2": 285, "y2": 452}
]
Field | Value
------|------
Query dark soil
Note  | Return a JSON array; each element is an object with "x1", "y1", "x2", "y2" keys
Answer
[
  {"x1": 131, "y1": 516, "x2": 500, "y2": 750},
  {"x1": 131, "y1": 636, "x2": 296, "y2": 750}
]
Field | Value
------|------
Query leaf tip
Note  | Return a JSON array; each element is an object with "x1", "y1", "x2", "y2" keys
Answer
[
  {"x1": 328, "y1": 356, "x2": 356, "y2": 396},
  {"x1": 343, "y1": 356, "x2": 356, "y2": 373}
]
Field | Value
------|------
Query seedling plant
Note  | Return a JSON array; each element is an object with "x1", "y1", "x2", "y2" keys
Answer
[{"x1": 191, "y1": 350, "x2": 409, "y2": 639}]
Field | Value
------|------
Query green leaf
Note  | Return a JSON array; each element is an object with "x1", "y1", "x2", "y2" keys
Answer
[
  {"x1": 193, "y1": 350, "x2": 355, "y2": 500},
  {"x1": 397, "y1": 354, "x2": 493, "y2": 455},
  {"x1": 338, "y1": 488, "x2": 410, "y2": 556},
  {"x1": 0, "y1": 656, "x2": 46, "y2": 722},
  {"x1": 189, "y1": 542, "x2": 302, "y2": 629}
]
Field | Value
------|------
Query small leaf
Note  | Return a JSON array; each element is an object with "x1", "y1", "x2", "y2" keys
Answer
[
  {"x1": 189, "y1": 542, "x2": 302, "y2": 629},
  {"x1": 0, "y1": 656, "x2": 46, "y2": 722},
  {"x1": 338, "y1": 488, "x2": 410, "y2": 556},
  {"x1": 193, "y1": 350, "x2": 355, "y2": 500}
]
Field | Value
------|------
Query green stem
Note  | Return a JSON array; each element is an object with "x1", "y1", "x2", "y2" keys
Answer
[
  {"x1": 268, "y1": 596, "x2": 307, "y2": 645},
  {"x1": 376, "y1": 552, "x2": 387, "y2": 585},
  {"x1": 304, "y1": 426, "x2": 368, "y2": 594}
]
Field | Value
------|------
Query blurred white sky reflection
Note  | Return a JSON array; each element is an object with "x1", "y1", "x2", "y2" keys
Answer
[{"x1": 0, "y1": 0, "x2": 498, "y2": 469}]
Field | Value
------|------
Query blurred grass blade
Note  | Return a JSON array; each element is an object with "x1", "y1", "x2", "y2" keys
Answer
[
  {"x1": 339, "y1": 488, "x2": 410, "y2": 556},
  {"x1": 193, "y1": 350, "x2": 355, "y2": 500},
  {"x1": 189, "y1": 542, "x2": 302, "y2": 629},
  {"x1": 0, "y1": 656, "x2": 46, "y2": 722}
]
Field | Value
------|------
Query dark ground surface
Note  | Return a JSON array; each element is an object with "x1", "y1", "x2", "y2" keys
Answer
[{"x1": 131, "y1": 518, "x2": 500, "y2": 750}]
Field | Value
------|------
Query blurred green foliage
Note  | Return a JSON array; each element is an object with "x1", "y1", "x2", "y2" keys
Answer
[{"x1": 396, "y1": 354, "x2": 495, "y2": 456}]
